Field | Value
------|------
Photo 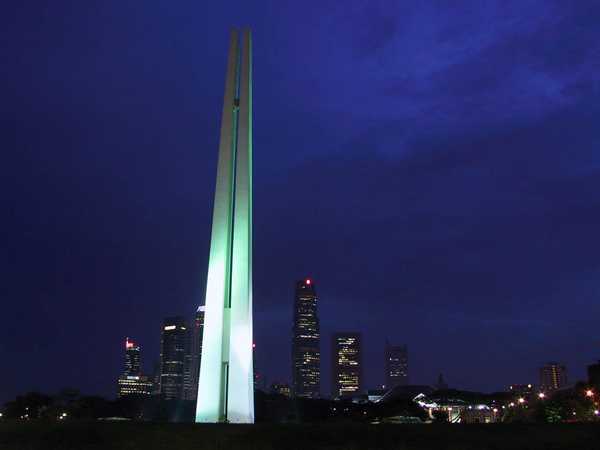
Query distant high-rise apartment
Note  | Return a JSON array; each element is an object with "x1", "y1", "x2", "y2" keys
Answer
[
  {"x1": 539, "y1": 362, "x2": 567, "y2": 392},
  {"x1": 184, "y1": 306, "x2": 205, "y2": 401},
  {"x1": 292, "y1": 278, "x2": 320, "y2": 398},
  {"x1": 159, "y1": 317, "x2": 189, "y2": 400},
  {"x1": 385, "y1": 342, "x2": 408, "y2": 389},
  {"x1": 117, "y1": 338, "x2": 153, "y2": 397},
  {"x1": 331, "y1": 332, "x2": 362, "y2": 398}
]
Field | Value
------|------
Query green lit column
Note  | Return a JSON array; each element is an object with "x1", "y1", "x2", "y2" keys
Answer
[
  {"x1": 227, "y1": 29, "x2": 254, "y2": 423},
  {"x1": 195, "y1": 28, "x2": 254, "y2": 424}
]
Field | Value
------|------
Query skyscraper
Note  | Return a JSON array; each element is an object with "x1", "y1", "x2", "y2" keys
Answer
[
  {"x1": 292, "y1": 278, "x2": 320, "y2": 398},
  {"x1": 331, "y1": 332, "x2": 362, "y2": 398},
  {"x1": 196, "y1": 28, "x2": 254, "y2": 424},
  {"x1": 185, "y1": 306, "x2": 205, "y2": 401},
  {"x1": 117, "y1": 338, "x2": 153, "y2": 397},
  {"x1": 539, "y1": 362, "x2": 567, "y2": 392},
  {"x1": 124, "y1": 337, "x2": 141, "y2": 376},
  {"x1": 385, "y1": 342, "x2": 408, "y2": 388},
  {"x1": 159, "y1": 317, "x2": 189, "y2": 400}
]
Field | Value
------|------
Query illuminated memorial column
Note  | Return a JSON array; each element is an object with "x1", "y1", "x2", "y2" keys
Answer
[{"x1": 195, "y1": 28, "x2": 254, "y2": 424}]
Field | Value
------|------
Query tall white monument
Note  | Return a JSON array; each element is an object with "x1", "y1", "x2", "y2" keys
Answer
[{"x1": 195, "y1": 28, "x2": 254, "y2": 424}]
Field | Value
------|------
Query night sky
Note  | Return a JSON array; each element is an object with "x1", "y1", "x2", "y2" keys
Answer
[{"x1": 2, "y1": 1, "x2": 600, "y2": 404}]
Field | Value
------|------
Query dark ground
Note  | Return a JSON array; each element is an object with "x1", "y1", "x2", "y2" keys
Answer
[{"x1": 1, "y1": 422, "x2": 600, "y2": 450}]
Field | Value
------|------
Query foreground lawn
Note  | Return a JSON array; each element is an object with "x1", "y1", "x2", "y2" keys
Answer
[{"x1": 1, "y1": 421, "x2": 600, "y2": 450}]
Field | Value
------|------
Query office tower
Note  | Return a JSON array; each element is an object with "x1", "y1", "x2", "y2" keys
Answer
[
  {"x1": 254, "y1": 370, "x2": 265, "y2": 391},
  {"x1": 124, "y1": 338, "x2": 141, "y2": 375},
  {"x1": 151, "y1": 361, "x2": 161, "y2": 395},
  {"x1": 252, "y1": 343, "x2": 266, "y2": 391},
  {"x1": 331, "y1": 333, "x2": 362, "y2": 398},
  {"x1": 159, "y1": 317, "x2": 189, "y2": 400},
  {"x1": 196, "y1": 28, "x2": 254, "y2": 424},
  {"x1": 184, "y1": 306, "x2": 205, "y2": 401},
  {"x1": 539, "y1": 362, "x2": 568, "y2": 392},
  {"x1": 587, "y1": 361, "x2": 600, "y2": 387},
  {"x1": 292, "y1": 278, "x2": 321, "y2": 398},
  {"x1": 117, "y1": 338, "x2": 153, "y2": 397},
  {"x1": 385, "y1": 342, "x2": 408, "y2": 388}
]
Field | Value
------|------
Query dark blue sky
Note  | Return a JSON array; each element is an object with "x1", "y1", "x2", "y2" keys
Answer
[{"x1": 2, "y1": 1, "x2": 600, "y2": 403}]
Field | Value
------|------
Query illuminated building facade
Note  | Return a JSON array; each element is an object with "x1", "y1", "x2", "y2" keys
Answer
[
  {"x1": 117, "y1": 375, "x2": 153, "y2": 397},
  {"x1": 117, "y1": 338, "x2": 153, "y2": 397},
  {"x1": 539, "y1": 362, "x2": 567, "y2": 392},
  {"x1": 184, "y1": 306, "x2": 205, "y2": 401},
  {"x1": 195, "y1": 28, "x2": 254, "y2": 424},
  {"x1": 124, "y1": 338, "x2": 141, "y2": 376},
  {"x1": 385, "y1": 342, "x2": 408, "y2": 388},
  {"x1": 270, "y1": 383, "x2": 291, "y2": 397},
  {"x1": 332, "y1": 332, "x2": 362, "y2": 398},
  {"x1": 159, "y1": 317, "x2": 189, "y2": 400},
  {"x1": 292, "y1": 278, "x2": 320, "y2": 398},
  {"x1": 414, "y1": 393, "x2": 500, "y2": 424}
]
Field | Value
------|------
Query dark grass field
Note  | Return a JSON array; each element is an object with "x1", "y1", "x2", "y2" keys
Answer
[{"x1": 1, "y1": 422, "x2": 600, "y2": 450}]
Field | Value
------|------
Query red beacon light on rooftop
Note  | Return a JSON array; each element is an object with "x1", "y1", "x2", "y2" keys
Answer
[
  {"x1": 125, "y1": 338, "x2": 135, "y2": 349},
  {"x1": 305, "y1": 279, "x2": 311, "y2": 285}
]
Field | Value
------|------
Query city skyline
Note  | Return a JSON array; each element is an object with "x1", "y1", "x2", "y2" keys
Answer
[
  {"x1": 112, "y1": 282, "x2": 585, "y2": 402},
  {"x1": 3, "y1": 1, "x2": 600, "y2": 405}
]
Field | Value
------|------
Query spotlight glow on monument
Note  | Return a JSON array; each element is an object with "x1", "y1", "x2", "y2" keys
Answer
[{"x1": 195, "y1": 28, "x2": 254, "y2": 424}]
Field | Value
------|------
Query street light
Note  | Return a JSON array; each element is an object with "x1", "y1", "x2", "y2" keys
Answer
[
  {"x1": 585, "y1": 389, "x2": 594, "y2": 398},
  {"x1": 538, "y1": 392, "x2": 546, "y2": 399},
  {"x1": 518, "y1": 397, "x2": 525, "y2": 404}
]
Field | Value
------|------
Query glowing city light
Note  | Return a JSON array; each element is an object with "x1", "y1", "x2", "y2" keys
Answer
[
  {"x1": 306, "y1": 279, "x2": 311, "y2": 285},
  {"x1": 538, "y1": 392, "x2": 545, "y2": 399},
  {"x1": 518, "y1": 397, "x2": 525, "y2": 404},
  {"x1": 585, "y1": 389, "x2": 594, "y2": 397}
]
